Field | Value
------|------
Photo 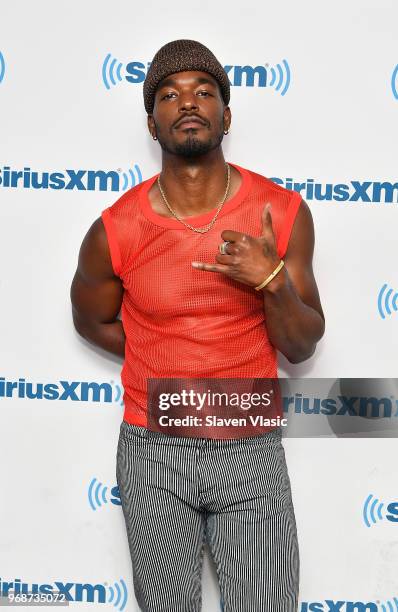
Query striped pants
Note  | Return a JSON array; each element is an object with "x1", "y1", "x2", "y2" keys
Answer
[{"x1": 116, "y1": 421, "x2": 299, "y2": 612}]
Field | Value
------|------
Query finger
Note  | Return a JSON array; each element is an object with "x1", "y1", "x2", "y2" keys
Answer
[
  {"x1": 215, "y1": 253, "x2": 236, "y2": 265},
  {"x1": 220, "y1": 229, "x2": 246, "y2": 243},
  {"x1": 192, "y1": 261, "x2": 231, "y2": 274},
  {"x1": 219, "y1": 242, "x2": 239, "y2": 256},
  {"x1": 261, "y1": 203, "x2": 274, "y2": 236}
]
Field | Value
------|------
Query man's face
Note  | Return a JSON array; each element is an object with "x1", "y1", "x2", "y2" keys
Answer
[{"x1": 147, "y1": 70, "x2": 231, "y2": 158}]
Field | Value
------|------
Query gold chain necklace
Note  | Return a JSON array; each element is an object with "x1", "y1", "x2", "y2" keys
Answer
[{"x1": 156, "y1": 163, "x2": 231, "y2": 234}]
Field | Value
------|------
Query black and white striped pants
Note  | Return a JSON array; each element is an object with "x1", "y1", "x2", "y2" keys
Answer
[{"x1": 116, "y1": 421, "x2": 299, "y2": 612}]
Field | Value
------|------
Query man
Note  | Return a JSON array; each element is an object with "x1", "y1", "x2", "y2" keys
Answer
[{"x1": 70, "y1": 39, "x2": 324, "y2": 612}]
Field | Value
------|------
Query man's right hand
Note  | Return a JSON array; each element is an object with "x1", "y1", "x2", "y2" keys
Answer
[{"x1": 70, "y1": 217, "x2": 125, "y2": 359}]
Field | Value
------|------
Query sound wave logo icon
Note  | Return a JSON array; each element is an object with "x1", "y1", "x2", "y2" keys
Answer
[
  {"x1": 0, "y1": 51, "x2": 5, "y2": 84},
  {"x1": 102, "y1": 53, "x2": 124, "y2": 90},
  {"x1": 88, "y1": 477, "x2": 120, "y2": 511},
  {"x1": 106, "y1": 579, "x2": 128, "y2": 611},
  {"x1": 88, "y1": 477, "x2": 109, "y2": 510},
  {"x1": 268, "y1": 59, "x2": 290, "y2": 96},
  {"x1": 118, "y1": 164, "x2": 142, "y2": 191},
  {"x1": 392, "y1": 64, "x2": 398, "y2": 100},
  {"x1": 380, "y1": 598, "x2": 398, "y2": 612},
  {"x1": 377, "y1": 283, "x2": 398, "y2": 319},
  {"x1": 110, "y1": 379, "x2": 124, "y2": 405},
  {"x1": 363, "y1": 493, "x2": 385, "y2": 527}
]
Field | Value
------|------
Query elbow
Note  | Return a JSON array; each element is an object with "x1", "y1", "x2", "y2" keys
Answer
[
  {"x1": 288, "y1": 316, "x2": 325, "y2": 363},
  {"x1": 282, "y1": 314, "x2": 325, "y2": 364},
  {"x1": 71, "y1": 307, "x2": 89, "y2": 340},
  {"x1": 286, "y1": 347, "x2": 316, "y2": 364}
]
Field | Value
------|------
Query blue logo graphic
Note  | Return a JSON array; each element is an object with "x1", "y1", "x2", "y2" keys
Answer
[
  {"x1": 381, "y1": 601, "x2": 398, "y2": 612},
  {"x1": 119, "y1": 165, "x2": 141, "y2": 191},
  {"x1": 363, "y1": 494, "x2": 398, "y2": 527},
  {"x1": 301, "y1": 598, "x2": 398, "y2": 611},
  {"x1": 0, "y1": 376, "x2": 124, "y2": 405},
  {"x1": 102, "y1": 54, "x2": 291, "y2": 93},
  {"x1": 88, "y1": 478, "x2": 121, "y2": 511},
  {"x1": 283, "y1": 394, "x2": 398, "y2": 418},
  {"x1": 271, "y1": 177, "x2": 398, "y2": 204},
  {"x1": 363, "y1": 493, "x2": 385, "y2": 527},
  {"x1": 0, "y1": 164, "x2": 142, "y2": 192},
  {"x1": 107, "y1": 579, "x2": 128, "y2": 611},
  {"x1": 0, "y1": 51, "x2": 5, "y2": 84},
  {"x1": 0, "y1": 577, "x2": 127, "y2": 610},
  {"x1": 392, "y1": 64, "x2": 398, "y2": 100},
  {"x1": 268, "y1": 60, "x2": 290, "y2": 95},
  {"x1": 102, "y1": 53, "x2": 124, "y2": 90},
  {"x1": 111, "y1": 379, "x2": 124, "y2": 405},
  {"x1": 378, "y1": 284, "x2": 398, "y2": 319}
]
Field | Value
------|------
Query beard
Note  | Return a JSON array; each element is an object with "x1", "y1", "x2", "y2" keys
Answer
[
  {"x1": 155, "y1": 120, "x2": 224, "y2": 158},
  {"x1": 174, "y1": 131, "x2": 222, "y2": 157}
]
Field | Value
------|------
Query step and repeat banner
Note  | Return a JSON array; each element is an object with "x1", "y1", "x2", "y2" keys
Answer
[{"x1": 1, "y1": 0, "x2": 397, "y2": 610}]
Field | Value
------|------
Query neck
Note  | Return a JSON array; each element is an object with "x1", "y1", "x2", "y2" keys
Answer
[{"x1": 158, "y1": 149, "x2": 229, "y2": 217}]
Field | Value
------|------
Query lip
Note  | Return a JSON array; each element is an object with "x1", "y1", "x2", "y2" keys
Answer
[{"x1": 174, "y1": 117, "x2": 207, "y2": 129}]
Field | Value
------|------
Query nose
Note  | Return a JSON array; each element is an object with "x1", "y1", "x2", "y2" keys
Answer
[{"x1": 178, "y1": 91, "x2": 198, "y2": 112}]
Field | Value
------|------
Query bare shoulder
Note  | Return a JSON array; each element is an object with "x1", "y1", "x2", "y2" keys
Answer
[
  {"x1": 77, "y1": 216, "x2": 115, "y2": 282},
  {"x1": 81, "y1": 215, "x2": 108, "y2": 251},
  {"x1": 285, "y1": 198, "x2": 315, "y2": 262}
]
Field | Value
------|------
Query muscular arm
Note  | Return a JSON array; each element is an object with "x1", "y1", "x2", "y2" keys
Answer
[
  {"x1": 261, "y1": 200, "x2": 325, "y2": 363},
  {"x1": 70, "y1": 217, "x2": 125, "y2": 359}
]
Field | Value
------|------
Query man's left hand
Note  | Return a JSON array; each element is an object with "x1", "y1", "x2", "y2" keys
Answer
[{"x1": 191, "y1": 203, "x2": 281, "y2": 288}]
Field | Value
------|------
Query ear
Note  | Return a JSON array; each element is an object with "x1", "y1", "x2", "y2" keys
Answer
[
  {"x1": 147, "y1": 114, "x2": 156, "y2": 139},
  {"x1": 223, "y1": 106, "x2": 231, "y2": 132}
]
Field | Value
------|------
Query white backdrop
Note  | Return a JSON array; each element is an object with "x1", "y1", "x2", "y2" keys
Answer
[{"x1": 1, "y1": 1, "x2": 398, "y2": 610}]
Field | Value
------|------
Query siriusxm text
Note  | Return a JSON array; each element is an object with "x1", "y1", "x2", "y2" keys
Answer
[
  {"x1": 124, "y1": 61, "x2": 269, "y2": 87},
  {"x1": 271, "y1": 177, "x2": 398, "y2": 203},
  {"x1": 0, "y1": 377, "x2": 113, "y2": 403},
  {"x1": 1, "y1": 579, "x2": 109, "y2": 603}
]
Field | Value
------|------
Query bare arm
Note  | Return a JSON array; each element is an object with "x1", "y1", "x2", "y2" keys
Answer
[
  {"x1": 261, "y1": 200, "x2": 325, "y2": 363},
  {"x1": 70, "y1": 217, "x2": 125, "y2": 358}
]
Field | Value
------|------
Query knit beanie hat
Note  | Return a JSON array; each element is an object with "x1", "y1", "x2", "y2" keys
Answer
[{"x1": 143, "y1": 39, "x2": 230, "y2": 114}]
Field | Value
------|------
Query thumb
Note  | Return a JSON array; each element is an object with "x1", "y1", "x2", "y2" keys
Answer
[{"x1": 261, "y1": 203, "x2": 273, "y2": 236}]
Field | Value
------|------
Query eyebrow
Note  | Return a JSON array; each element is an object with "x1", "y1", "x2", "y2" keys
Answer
[{"x1": 157, "y1": 76, "x2": 217, "y2": 89}]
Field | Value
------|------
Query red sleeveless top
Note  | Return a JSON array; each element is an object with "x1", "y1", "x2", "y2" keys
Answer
[{"x1": 101, "y1": 163, "x2": 302, "y2": 428}]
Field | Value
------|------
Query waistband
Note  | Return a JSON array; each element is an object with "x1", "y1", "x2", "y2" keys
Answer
[{"x1": 119, "y1": 420, "x2": 282, "y2": 448}]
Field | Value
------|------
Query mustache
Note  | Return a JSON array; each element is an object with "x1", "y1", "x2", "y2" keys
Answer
[{"x1": 173, "y1": 114, "x2": 209, "y2": 128}]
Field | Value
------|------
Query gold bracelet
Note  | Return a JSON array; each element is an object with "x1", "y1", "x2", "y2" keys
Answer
[{"x1": 254, "y1": 259, "x2": 285, "y2": 291}]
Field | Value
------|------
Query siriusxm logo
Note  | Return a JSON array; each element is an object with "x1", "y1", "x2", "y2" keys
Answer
[
  {"x1": 283, "y1": 394, "x2": 398, "y2": 418},
  {"x1": 363, "y1": 494, "x2": 398, "y2": 527},
  {"x1": 301, "y1": 600, "x2": 398, "y2": 612},
  {"x1": 0, "y1": 377, "x2": 123, "y2": 405},
  {"x1": 378, "y1": 284, "x2": 398, "y2": 319},
  {"x1": 0, "y1": 51, "x2": 5, "y2": 84},
  {"x1": 102, "y1": 53, "x2": 291, "y2": 95},
  {"x1": 271, "y1": 177, "x2": 398, "y2": 204},
  {"x1": 392, "y1": 64, "x2": 398, "y2": 100},
  {"x1": 0, "y1": 164, "x2": 142, "y2": 192},
  {"x1": 0, "y1": 577, "x2": 127, "y2": 610},
  {"x1": 88, "y1": 478, "x2": 121, "y2": 511}
]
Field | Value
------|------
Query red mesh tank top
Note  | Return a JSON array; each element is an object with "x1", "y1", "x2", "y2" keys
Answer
[{"x1": 101, "y1": 163, "x2": 302, "y2": 429}]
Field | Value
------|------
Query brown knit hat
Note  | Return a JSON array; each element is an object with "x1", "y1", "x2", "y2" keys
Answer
[{"x1": 143, "y1": 39, "x2": 230, "y2": 114}]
